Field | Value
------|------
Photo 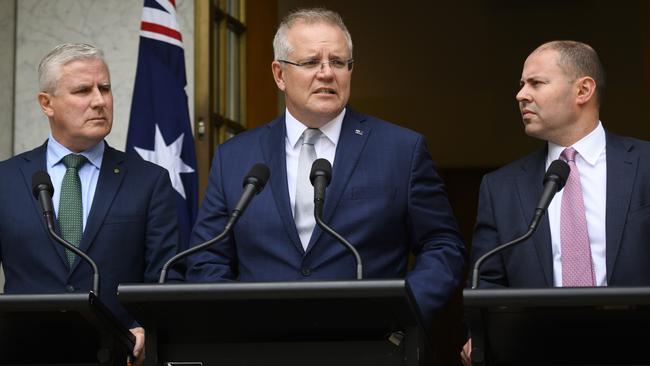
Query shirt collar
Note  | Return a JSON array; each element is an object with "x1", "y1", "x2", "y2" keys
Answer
[
  {"x1": 547, "y1": 121, "x2": 606, "y2": 166},
  {"x1": 285, "y1": 108, "x2": 345, "y2": 148},
  {"x1": 47, "y1": 134, "x2": 105, "y2": 169}
]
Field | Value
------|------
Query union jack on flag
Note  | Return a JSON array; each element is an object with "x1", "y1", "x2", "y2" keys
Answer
[{"x1": 127, "y1": 0, "x2": 198, "y2": 250}]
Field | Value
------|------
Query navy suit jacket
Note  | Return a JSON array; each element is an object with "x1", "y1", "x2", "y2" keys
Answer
[
  {"x1": 0, "y1": 142, "x2": 180, "y2": 327},
  {"x1": 186, "y1": 108, "x2": 467, "y2": 326},
  {"x1": 472, "y1": 133, "x2": 650, "y2": 288}
]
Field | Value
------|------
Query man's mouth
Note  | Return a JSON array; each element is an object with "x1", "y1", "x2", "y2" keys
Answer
[
  {"x1": 521, "y1": 109, "x2": 535, "y2": 117},
  {"x1": 313, "y1": 87, "x2": 337, "y2": 95}
]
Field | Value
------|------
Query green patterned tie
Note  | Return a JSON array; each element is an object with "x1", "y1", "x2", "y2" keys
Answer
[{"x1": 59, "y1": 154, "x2": 87, "y2": 267}]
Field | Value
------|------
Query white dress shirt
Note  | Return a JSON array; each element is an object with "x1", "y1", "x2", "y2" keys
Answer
[
  {"x1": 285, "y1": 108, "x2": 345, "y2": 216},
  {"x1": 47, "y1": 135, "x2": 104, "y2": 231},
  {"x1": 546, "y1": 122, "x2": 607, "y2": 286}
]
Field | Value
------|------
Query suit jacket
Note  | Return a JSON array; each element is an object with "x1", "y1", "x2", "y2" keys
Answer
[
  {"x1": 0, "y1": 142, "x2": 180, "y2": 327},
  {"x1": 185, "y1": 108, "x2": 467, "y2": 326},
  {"x1": 472, "y1": 132, "x2": 650, "y2": 288}
]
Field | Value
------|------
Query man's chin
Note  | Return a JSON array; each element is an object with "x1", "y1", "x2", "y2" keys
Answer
[
  {"x1": 523, "y1": 125, "x2": 548, "y2": 141},
  {"x1": 315, "y1": 103, "x2": 345, "y2": 117},
  {"x1": 82, "y1": 128, "x2": 111, "y2": 145}
]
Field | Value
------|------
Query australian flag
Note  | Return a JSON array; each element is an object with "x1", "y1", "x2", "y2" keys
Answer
[{"x1": 126, "y1": 0, "x2": 198, "y2": 250}]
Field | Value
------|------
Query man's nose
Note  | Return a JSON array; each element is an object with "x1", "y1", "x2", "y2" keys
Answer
[
  {"x1": 90, "y1": 87, "x2": 107, "y2": 107},
  {"x1": 316, "y1": 61, "x2": 335, "y2": 78},
  {"x1": 516, "y1": 86, "x2": 529, "y2": 102}
]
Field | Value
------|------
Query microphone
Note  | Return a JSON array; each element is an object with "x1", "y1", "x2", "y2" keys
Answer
[
  {"x1": 309, "y1": 159, "x2": 363, "y2": 280},
  {"x1": 530, "y1": 159, "x2": 571, "y2": 231},
  {"x1": 31, "y1": 171, "x2": 101, "y2": 295},
  {"x1": 230, "y1": 163, "x2": 271, "y2": 223},
  {"x1": 159, "y1": 163, "x2": 270, "y2": 283},
  {"x1": 310, "y1": 158, "x2": 331, "y2": 214},
  {"x1": 470, "y1": 159, "x2": 570, "y2": 289}
]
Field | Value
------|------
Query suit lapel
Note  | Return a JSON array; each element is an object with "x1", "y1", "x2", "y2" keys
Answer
[
  {"x1": 73, "y1": 144, "x2": 125, "y2": 271},
  {"x1": 19, "y1": 142, "x2": 70, "y2": 267},
  {"x1": 260, "y1": 116, "x2": 304, "y2": 254},
  {"x1": 307, "y1": 109, "x2": 369, "y2": 252},
  {"x1": 515, "y1": 148, "x2": 554, "y2": 286},
  {"x1": 604, "y1": 133, "x2": 636, "y2": 283}
]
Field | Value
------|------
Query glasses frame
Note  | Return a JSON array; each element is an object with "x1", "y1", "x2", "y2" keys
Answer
[{"x1": 278, "y1": 58, "x2": 354, "y2": 71}]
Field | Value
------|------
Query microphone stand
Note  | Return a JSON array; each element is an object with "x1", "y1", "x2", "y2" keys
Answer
[
  {"x1": 43, "y1": 211, "x2": 100, "y2": 295},
  {"x1": 471, "y1": 160, "x2": 569, "y2": 289},
  {"x1": 159, "y1": 221, "x2": 233, "y2": 284},
  {"x1": 159, "y1": 163, "x2": 270, "y2": 283},
  {"x1": 314, "y1": 203, "x2": 363, "y2": 280},
  {"x1": 470, "y1": 209, "x2": 543, "y2": 289}
]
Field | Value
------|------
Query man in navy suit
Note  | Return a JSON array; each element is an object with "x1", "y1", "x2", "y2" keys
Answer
[
  {"x1": 186, "y1": 7, "x2": 466, "y2": 339},
  {"x1": 472, "y1": 40, "x2": 650, "y2": 289},
  {"x1": 463, "y1": 40, "x2": 650, "y2": 365},
  {"x1": 0, "y1": 43, "x2": 180, "y2": 363}
]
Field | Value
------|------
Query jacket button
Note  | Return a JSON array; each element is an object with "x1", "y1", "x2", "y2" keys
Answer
[
  {"x1": 301, "y1": 268, "x2": 311, "y2": 277},
  {"x1": 65, "y1": 285, "x2": 75, "y2": 292}
]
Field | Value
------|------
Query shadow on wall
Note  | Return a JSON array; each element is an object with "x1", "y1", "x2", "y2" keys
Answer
[{"x1": 278, "y1": 0, "x2": 650, "y2": 169}]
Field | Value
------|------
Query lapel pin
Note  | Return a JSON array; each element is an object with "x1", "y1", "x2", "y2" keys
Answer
[
  {"x1": 113, "y1": 168, "x2": 120, "y2": 174},
  {"x1": 354, "y1": 129, "x2": 364, "y2": 136}
]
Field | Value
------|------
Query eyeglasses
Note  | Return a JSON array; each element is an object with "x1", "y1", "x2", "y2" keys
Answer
[{"x1": 278, "y1": 58, "x2": 354, "y2": 72}]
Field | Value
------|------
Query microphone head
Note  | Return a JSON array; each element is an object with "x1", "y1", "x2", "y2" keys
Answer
[
  {"x1": 310, "y1": 158, "x2": 332, "y2": 187},
  {"x1": 243, "y1": 163, "x2": 270, "y2": 193},
  {"x1": 31, "y1": 171, "x2": 54, "y2": 199},
  {"x1": 544, "y1": 159, "x2": 570, "y2": 191}
]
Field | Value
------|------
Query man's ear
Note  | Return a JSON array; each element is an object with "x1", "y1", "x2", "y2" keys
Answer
[
  {"x1": 38, "y1": 92, "x2": 55, "y2": 118},
  {"x1": 575, "y1": 76, "x2": 596, "y2": 106},
  {"x1": 271, "y1": 61, "x2": 286, "y2": 91}
]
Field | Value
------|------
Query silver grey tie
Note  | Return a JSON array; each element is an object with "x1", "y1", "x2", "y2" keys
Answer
[{"x1": 294, "y1": 128, "x2": 322, "y2": 249}]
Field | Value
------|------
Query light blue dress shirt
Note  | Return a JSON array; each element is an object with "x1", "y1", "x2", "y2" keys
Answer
[{"x1": 46, "y1": 135, "x2": 104, "y2": 231}]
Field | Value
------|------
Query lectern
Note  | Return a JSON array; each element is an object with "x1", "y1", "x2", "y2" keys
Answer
[
  {"x1": 0, "y1": 292, "x2": 134, "y2": 365},
  {"x1": 119, "y1": 280, "x2": 435, "y2": 366},
  {"x1": 464, "y1": 287, "x2": 650, "y2": 365}
]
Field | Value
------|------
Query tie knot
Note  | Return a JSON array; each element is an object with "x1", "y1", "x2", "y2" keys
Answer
[
  {"x1": 561, "y1": 147, "x2": 578, "y2": 162},
  {"x1": 63, "y1": 154, "x2": 87, "y2": 170},
  {"x1": 302, "y1": 128, "x2": 321, "y2": 145}
]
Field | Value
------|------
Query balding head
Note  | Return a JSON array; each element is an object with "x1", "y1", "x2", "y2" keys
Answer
[{"x1": 532, "y1": 41, "x2": 605, "y2": 106}]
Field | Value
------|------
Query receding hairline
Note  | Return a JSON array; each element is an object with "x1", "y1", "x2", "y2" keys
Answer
[
  {"x1": 283, "y1": 13, "x2": 343, "y2": 29},
  {"x1": 534, "y1": 40, "x2": 597, "y2": 53},
  {"x1": 530, "y1": 41, "x2": 595, "y2": 78},
  {"x1": 527, "y1": 40, "x2": 605, "y2": 105}
]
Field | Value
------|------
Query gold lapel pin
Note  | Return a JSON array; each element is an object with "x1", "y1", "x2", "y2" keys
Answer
[{"x1": 113, "y1": 168, "x2": 120, "y2": 174}]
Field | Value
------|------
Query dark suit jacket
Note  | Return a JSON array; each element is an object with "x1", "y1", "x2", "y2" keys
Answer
[
  {"x1": 0, "y1": 142, "x2": 180, "y2": 327},
  {"x1": 185, "y1": 108, "x2": 467, "y2": 327},
  {"x1": 472, "y1": 133, "x2": 650, "y2": 288}
]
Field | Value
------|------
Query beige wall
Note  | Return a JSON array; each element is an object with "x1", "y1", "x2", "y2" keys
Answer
[
  {"x1": 0, "y1": 0, "x2": 15, "y2": 161},
  {"x1": 0, "y1": 0, "x2": 15, "y2": 292},
  {"x1": 13, "y1": 0, "x2": 194, "y2": 154}
]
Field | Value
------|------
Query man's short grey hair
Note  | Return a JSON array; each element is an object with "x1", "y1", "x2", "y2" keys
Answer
[
  {"x1": 273, "y1": 8, "x2": 353, "y2": 61},
  {"x1": 38, "y1": 43, "x2": 106, "y2": 94}
]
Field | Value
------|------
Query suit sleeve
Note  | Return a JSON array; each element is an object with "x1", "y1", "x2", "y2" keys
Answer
[
  {"x1": 471, "y1": 175, "x2": 509, "y2": 288},
  {"x1": 185, "y1": 146, "x2": 238, "y2": 281},
  {"x1": 404, "y1": 135, "x2": 467, "y2": 326},
  {"x1": 143, "y1": 168, "x2": 182, "y2": 283}
]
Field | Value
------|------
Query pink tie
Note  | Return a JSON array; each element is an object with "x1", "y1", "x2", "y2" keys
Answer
[{"x1": 560, "y1": 147, "x2": 595, "y2": 287}]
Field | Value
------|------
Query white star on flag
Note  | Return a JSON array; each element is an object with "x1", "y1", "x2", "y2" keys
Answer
[{"x1": 134, "y1": 124, "x2": 195, "y2": 199}]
